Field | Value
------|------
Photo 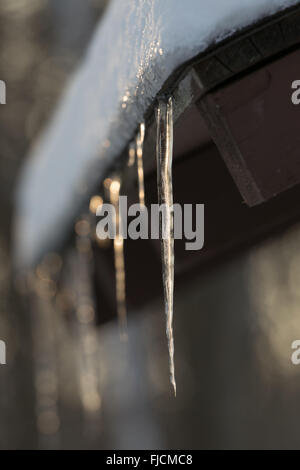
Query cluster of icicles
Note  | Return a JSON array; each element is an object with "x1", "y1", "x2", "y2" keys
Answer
[{"x1": 97, "y1": 96, "x2": 176, "y2": 395}]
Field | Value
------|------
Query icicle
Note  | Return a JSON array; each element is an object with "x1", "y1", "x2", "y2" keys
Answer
[
  {"x1": 155, "y1": 96, "x2": 176, "y2": 396},
  {"x1": 30, "y1": 259, "x2": 62, "y2": 446},
  {"x1": 128, "y1": 142, "x2": 136, "y2": 167},
  {"x1": 136, "y1": 122, "x2": 146, "y2": 206},
  {"x1": 109, "y1": 178, "x2": 128, "y2": 340},
  {"x1": 73, "y1": 235, "x2": 102, "y2": 434}
]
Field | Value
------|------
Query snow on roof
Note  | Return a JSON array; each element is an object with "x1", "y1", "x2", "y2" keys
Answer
[{"x1": 14, "y1": 0, "x2": 300, "y2": 267}]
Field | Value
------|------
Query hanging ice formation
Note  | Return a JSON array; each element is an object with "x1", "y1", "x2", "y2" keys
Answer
[
  {"x1": 136, "y1": 122, "x2": 146, "y2": 207},
  {"x1": 109, "y1": 177, "x2": 128, "y2": 340},
  {"x1": 74, "y1": 221, "x2": 102, "y2": 430},
  {"x1": 155, "y1": 96, "x2": 176, "y2": 396}
]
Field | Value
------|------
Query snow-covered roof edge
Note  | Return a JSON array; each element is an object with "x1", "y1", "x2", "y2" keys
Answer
[{"x1": 14, "y1": 0, "x2": 300, "y2": 268}]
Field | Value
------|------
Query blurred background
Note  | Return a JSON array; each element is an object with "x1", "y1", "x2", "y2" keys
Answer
[{"x1": 2, "y1": 0, "x2": 300, "y2": 450}]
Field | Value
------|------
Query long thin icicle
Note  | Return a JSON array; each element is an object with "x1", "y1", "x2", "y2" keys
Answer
[
  {"x1": 136, "y1": 123, "x2": 146, "y2": 207},
  {"x1": 156, "y1": 97, "x2": 176, "y2": 396},
  {"x1": 109, "y1": 178, "x2": 128, "y2": 340}
]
